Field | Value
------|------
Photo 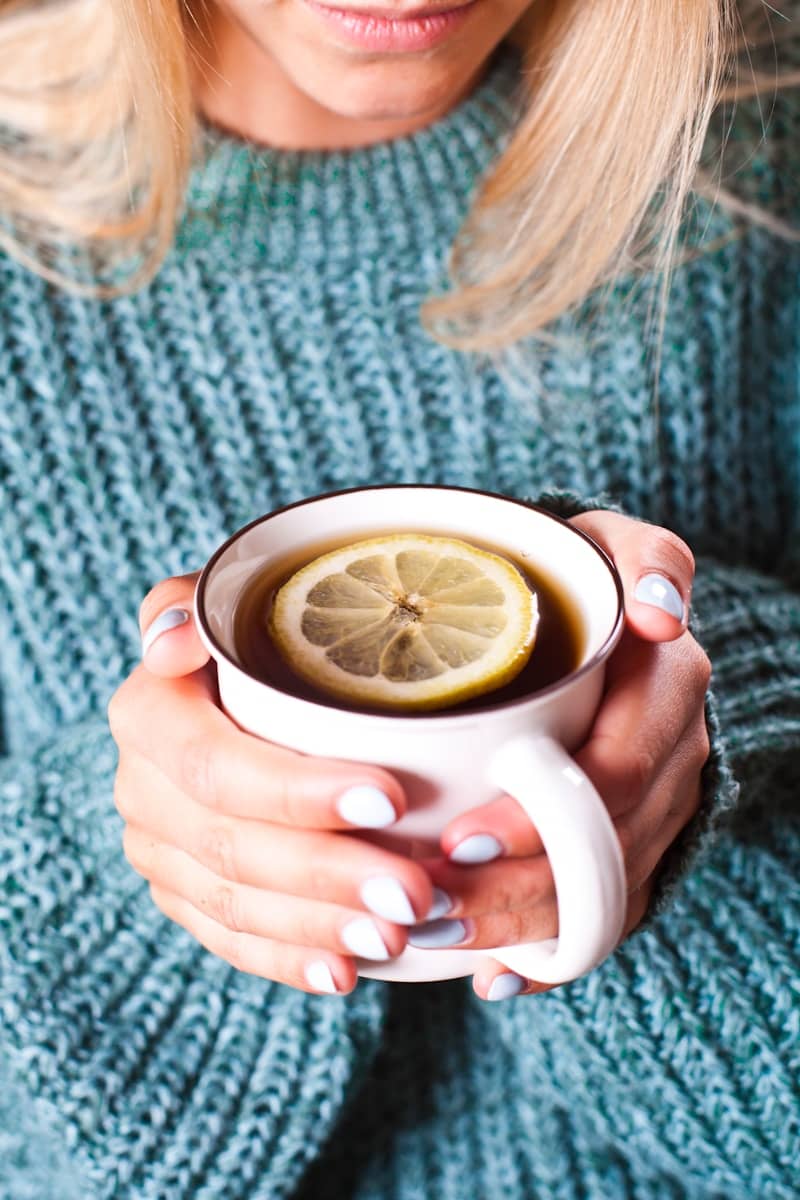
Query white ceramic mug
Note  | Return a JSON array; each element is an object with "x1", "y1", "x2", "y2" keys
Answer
[{"x1": 195, "y1": 486, "x2": 627, "y2": 985}]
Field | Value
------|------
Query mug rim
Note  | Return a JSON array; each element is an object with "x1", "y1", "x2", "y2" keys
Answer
[{"x1": 195, "y1": 484, "x2": 625, "y2": 725}]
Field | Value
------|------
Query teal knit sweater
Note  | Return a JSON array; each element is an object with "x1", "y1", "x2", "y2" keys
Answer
[{"x1": 1, "y1": 45, "x2": 799, "y2": 1199}]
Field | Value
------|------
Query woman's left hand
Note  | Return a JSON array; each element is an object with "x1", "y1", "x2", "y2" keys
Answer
[{"x1": 423, "y1": 510, "x2": 712, "y2": 1002}]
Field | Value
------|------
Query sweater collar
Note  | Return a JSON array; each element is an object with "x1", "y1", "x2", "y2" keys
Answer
[{"x1": 176, "y1": 44, "x2": 523, "y2": 272}]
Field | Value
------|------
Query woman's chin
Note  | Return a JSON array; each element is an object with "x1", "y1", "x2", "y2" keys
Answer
[{"x1": 290, "y1": 56, "x2": 483, "y2": 129}]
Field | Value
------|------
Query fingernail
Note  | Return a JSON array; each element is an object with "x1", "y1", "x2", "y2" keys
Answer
[
  {"x1": 305, "y1": 961, "x2": 339, "y2": 994},
  {"x1": 426, "y1": 888, "x2": 453, "y2": 921},
  {"x1": 487, "y1": 972, "x2": 526, "y2": 1002},
  {"x1": 341, "y1": 916, "x2": 391, "y2": 961},
  {"x1": 449, "y1": 834, "x2": 503, "y2": 864},
  {"x1": 633, "y1": 574, "x2": 685, "y2": 623},
  {"x1": 408, "y1": 918, "x2": 468, "y2": 949},
  {"x1": 336, "y1": 785, "x2": 397, "y2": 829},
  {"x1": 360, "y1": 876, "x2": 417, "y2": 925},
  {"x1": 141, "y1": 608, "x2": 190, "y2": 657}
]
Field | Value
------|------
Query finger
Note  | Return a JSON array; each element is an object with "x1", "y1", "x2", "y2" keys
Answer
[
  {"x1": 431, "y1": 728, "x2": 702, "y2": 929},
  {"x1": 150, "y1": 884, "x2": 358, "y2": 995},
  {"x1": 470, "y1": 867, "x2": 657, "y2": 1002},
  {"x1": 440, "y1": 793, "x2": 544, "y2": 863},
  {"x1": 108, "y1": 665, "x2": 406, "y2": 830},
  {"x1": 407, "y1": 894, "x2": 558, "y2": 956},
  {"x1": 124, "y1": 827, "x2": 407, "y2": 960},
  {"x1": 472, "y1": 963, "x2": 553, "y2": 1001},
  {"x1": 576, "y1": 632, "x2": 708, "y2": 822},
  {"x1": 115, "y1": 751, "x2": 433, "y2": 922},
  {"x1": 139, "y1": 572, "x2": 209, "y2": 677},
  {"x1": 423, "y1": 853, "x2": 553, "y2": 920},
  {"x1": 570, "y1": 511, "x2": 694, "y2": 642},
  {"x1": 622, "y1": 873, "x2": 655, "y2": 938},
  {"x1": 615, "y1": 755, "x2": 705, "y2": 894},
  {"x1": 441, "y1": 638, "x2": 708, "y2": 863}
]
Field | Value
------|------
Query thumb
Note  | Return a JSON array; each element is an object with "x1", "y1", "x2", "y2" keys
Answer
[
  {"x1": 139, "y1": 572, "x2": 210, "y2": 677},
  {"x1": 569, "y1": 511, "x2": 694, "y2": 643}
]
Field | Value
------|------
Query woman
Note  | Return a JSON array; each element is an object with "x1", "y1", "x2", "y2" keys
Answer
[{"x1": 0, "y1": 1, "x2": 798, "y2": 1197}]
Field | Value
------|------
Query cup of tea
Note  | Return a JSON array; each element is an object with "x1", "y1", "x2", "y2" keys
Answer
[{"x1": 195, "y1": 485, "x2": 627, "y2": 985}]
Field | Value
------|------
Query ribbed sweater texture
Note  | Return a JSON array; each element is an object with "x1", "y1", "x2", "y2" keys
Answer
[{"x1": 1, "y1": 45, "x2": 799, "y2": 1199}]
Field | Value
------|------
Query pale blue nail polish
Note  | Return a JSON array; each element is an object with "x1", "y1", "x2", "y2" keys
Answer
[
  {"x1": 487, "y1": 973, "x2": 526, "y2": 1002},
  {"x1": 341, "y1": 917, "x2": 390, "y2": 961},
  {"x1": 337, "y1": 785, "x2": 397, "y2": 829},
  {"x1": 141, "y1": 608, "x2": 190, "y2": 657},
  {"x1": 408, "y1": 919, "x2": 467, "y2": 949},
  {"x1": 449, "y1": 834, "x2": 503, "y2": 864},
  {"x1": 633, "y1": 573, "x2": 685, "y2": 622},
  {"x1": 426, "y1": 888, "x2": 453, "y2": 921},
  {"x1": 305, "y1": 961, "x2": 339, "y2": 994},
  {"x1": 360, "y1": 876, "x2": 417, "y2": 925}
]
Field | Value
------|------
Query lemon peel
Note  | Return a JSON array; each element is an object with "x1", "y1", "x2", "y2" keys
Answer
[{"x1": 269, "y1": 533, "x2": 539, "y2": 711}]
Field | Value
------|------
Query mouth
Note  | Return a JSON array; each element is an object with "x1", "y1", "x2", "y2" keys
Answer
[
  {"x1": 302, "y1": 0, "x2": 480, "y2": 52},
  {"x1": 323, "y1": 2, "x2": 475, "y2": 15}
]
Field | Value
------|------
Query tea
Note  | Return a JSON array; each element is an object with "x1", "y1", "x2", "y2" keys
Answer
[{"x1": 232, "y1": 529, "x2": 585, "y2": 715}]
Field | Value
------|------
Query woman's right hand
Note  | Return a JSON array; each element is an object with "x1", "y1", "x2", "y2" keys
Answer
[{"x1": 107, "y1": 573, "x2": 437, "y2": 996}]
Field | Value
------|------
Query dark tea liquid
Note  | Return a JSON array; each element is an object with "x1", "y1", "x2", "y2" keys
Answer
[{"x1": 232, "y1": 530, "x2": 586, "y2": 715}]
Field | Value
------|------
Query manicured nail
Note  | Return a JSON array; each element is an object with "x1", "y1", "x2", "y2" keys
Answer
[
  {"x1": 408, "y1": 918, "x2": 468, "y2": 949},
  {"x1": 633, "y1": 574, "x2": 685, "y2": 623},
  {"x1": 341, "y1": 917, "x2": 390, "y2": 961},
  {"x1": 305, "y1": 961, "x2": 339, "y2": 994},
  {"x1": 487, "y1": 972, "x2": 526, "y2": 1002},
  {"x1": 141, "y1": 608, "x2": 190, "y2": 657},
  {"x1": 360, "y1": 876, "x2": 417, "y2": 925},
  {"x1": 449, "y1": 834, "x2": 503, "y2": 865},
  {"x1": 426, "y1": 888, "x2": 453, "y2": 921},
  {"x1": 336, "y1": 785, "x2": 397, "y2": 829}
]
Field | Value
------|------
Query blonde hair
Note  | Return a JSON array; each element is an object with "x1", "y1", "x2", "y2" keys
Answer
[{"x1": 0, "y1": 0, "x2": 760, "y2": 348}]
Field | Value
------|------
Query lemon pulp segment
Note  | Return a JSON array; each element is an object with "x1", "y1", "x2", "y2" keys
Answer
[{"x1": 269, "y1": 534, "x2": 539, "y2": 711}]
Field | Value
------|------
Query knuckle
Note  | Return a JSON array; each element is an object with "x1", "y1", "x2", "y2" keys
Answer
[
  {"x1": 218, "y1": 931, "x2": 247, "y2": 973},
  {"x1": 297, "y1": 908, "x2": 325, "y2": 949},
  {"x1": 625, "y1": 855, "x2": 649, "y2": 896},
  {"x1": 107, "y1": 681, "x2": 132, "y2": 744},
  {"x1": 181, "y1": 736, "x2": 220, "y2": 808},
  {"x1": 614, "y1": 819, "x2": 636, "y2": 871},
  {"x1": 492, "y1": 861, "x2": 544, "y2": 915},
  {"x1": 122, "y1": 825, "x2": 143, "y2": 871},
  {"x1": 510, "y1": 908, "x2": 530, "y2": 943},
  {"x1": 203, "y1": 882, "x2": 242, "y2": 932},
  {"x1": 195, "y1": 821, "x2": 238, "y2": 881},
  {"x1": 694, "y1": 720, "x2": 711, "y2": 769},
  {"x1": 113, "y1": 774, "x2": 133, "y2": 822},
  {"x1": 492, "y1": 875, "x2": 518, "y2": 914},
  {"x1": 307, "y1": 858, "x2": 337, "y2": 902},
  {"x1": 655, "y1": 528, "x2": 695, "y2": 578},
  {"x1": 692, "y1": 644, "x2": 712, "y2": 691},
  {"x1": 628, "y1": 873, "x2": 648, "y2": 900},
  {"x1": 269, "y1": 764, "x2": 297, "y2": 826},
  {"x1": 484, "y1": 907, "x2": 527, "y2": 945},
  {"x1": 618, "y1": 745, "x2": 659, "y2": 808}
]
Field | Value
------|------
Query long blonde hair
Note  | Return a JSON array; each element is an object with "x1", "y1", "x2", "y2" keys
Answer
[{"x1": 0, "y1": 0, "x2": 755, "y2": 348}]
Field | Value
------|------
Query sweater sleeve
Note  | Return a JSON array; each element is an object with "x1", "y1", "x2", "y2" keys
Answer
[
  {"x1": 0, "y1": 717, "x2": 390, "y2": 1199},
  {"x1": 531, "y1": 490, "x2": 800, "y2": 913}
]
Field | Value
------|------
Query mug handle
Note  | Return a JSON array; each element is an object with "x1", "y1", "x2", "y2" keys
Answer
[{"x1": 485, "y1": 734, "x2": 627, "y2": 985}]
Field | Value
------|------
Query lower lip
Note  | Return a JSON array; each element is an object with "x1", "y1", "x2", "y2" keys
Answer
[{"x1": 303, "y1": 0, "x2": 477, "y2": 51}]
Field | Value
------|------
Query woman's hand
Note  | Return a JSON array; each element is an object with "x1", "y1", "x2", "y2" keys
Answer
[
  {"x1": 108, "y1": 574, "x2": 437, "y2": 996},
  {"x1": 424, "y1": 511, "x2": 712, "y2": 1002}
]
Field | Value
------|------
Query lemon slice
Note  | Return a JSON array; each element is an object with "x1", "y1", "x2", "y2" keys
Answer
[{"x1": 269, "y1": 534, "x2": 539, "y2": 711}]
